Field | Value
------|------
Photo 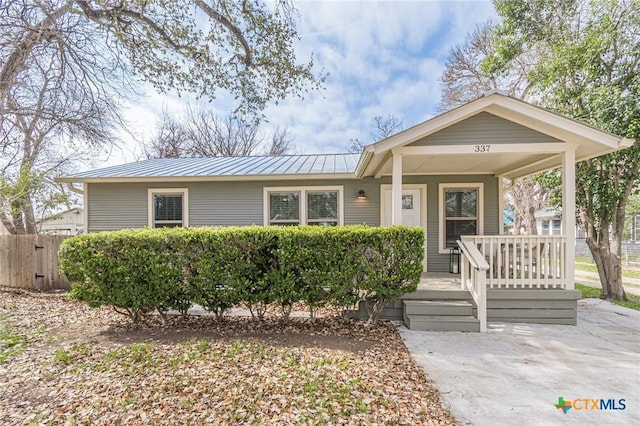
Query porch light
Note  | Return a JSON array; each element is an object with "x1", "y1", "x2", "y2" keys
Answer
[
  {"x1": 450, "y1": 247, "x2": 460, "y2": 274},
  {"x1": 357, "y1": 190, "x2": 367, "y2": 200}
]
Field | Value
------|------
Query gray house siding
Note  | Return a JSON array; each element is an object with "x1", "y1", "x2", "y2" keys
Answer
[
  {"x1": 87, "y1": 183, "x2": 149, "y2": 231},
  {"x1": 87, "y1": 174, "x2": 499, "y2": 273},
  {"x1": 410, "y1": 112, "x2": 562, "y2": 146},
  {"x1": 88, "y1": 179, "x2": 382, "y2": 232},
  {"x1": 382, "y1": 175, "x2": 499, "y2": 272}
]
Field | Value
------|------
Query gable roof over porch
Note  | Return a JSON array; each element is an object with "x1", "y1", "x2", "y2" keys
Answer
[
  {"x1": 355, "y1": 91, "x2": 633, "y2": 180},
  {"x1": 58, "y1": 92, "x2": 633, "y2": 185}
]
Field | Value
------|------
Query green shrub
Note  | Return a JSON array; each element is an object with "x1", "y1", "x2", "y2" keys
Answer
[
  {"x1": 231, "y1": 227, "x2": 280, "y2": 321},
  {"x1": 182, "y1": 228, "x2": 238, "y2": 320},
  {"x1": 356, "y1": 227, "x2": 424, "y2": 323},
  {"x1": 59, "y1": 225, "x2": 424, "y2": 324},
  {"x1": 60, "y1": 229, "x2": 185, "y2": 324},
  {"x1": 279, "y1": 226, "x2": 361, "y2": 318}
]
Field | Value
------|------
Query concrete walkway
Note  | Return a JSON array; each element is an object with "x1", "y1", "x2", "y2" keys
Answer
[{"x1": 400, "y1": 299, "x2": 640, "y2": 426}]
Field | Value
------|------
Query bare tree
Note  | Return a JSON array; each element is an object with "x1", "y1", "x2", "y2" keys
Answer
[
  {"x1": 505, "y1": 178, "x2": 549, "y2": 235},
  {"x1": 1, "y1": 0, "x2": 321, "y2": 234},
  {"x1": 438, "y1": 21, "x2": 533, "y2": 112},
  {"x1": 349, "y1": 115, "x2": 404, "y2": 153},
  {"x1": 1, "y1": 2, "x2": 124, "y2": 234},
  {"x1": 187, "y1": 111, "x2": 261, "y2": 157},
  {"x1": 145, "y1": 109, "x2": 295, "y2": 158},
  {"x1": 145, "y1": 113, "x2": 191, "y2": 159},
  {"x1": 266, "y1": 126, "x2": 295, "y2": 155}
]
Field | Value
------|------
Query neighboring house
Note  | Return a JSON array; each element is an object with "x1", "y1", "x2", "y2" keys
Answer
[
  {"x1": 58, "y1": 92, "x2": 633, "y2": 331},
  {"x1": 37, "y1": 207, "x2": 84, "y2": 235},
  {"x1": 535, "y1": 207, "x2": 563, "y2": 236}
]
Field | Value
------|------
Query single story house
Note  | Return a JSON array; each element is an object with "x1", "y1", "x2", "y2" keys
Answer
[
  {"x1": 59, "y1": 92, "x2": 633, "y2": 331},
  {"x1": 37, "y1": 207, "x2": 84, "y2": 235}
]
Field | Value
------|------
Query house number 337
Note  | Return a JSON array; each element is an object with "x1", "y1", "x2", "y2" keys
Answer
[{"x1": 474, "y1": 145, "x2": 491, "y2": 152}]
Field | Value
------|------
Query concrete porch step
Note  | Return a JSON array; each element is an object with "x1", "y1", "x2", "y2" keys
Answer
[
  {"x1": 404, "y1": 314, "x2": 481, "y2": 332},
  {"x1": 403, "y1": 300, "x2": 474, "y2": 316}
]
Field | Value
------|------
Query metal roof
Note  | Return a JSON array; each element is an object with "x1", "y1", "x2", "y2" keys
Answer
[{"x1": 65, "y1": 154, "x2": 359, "y2": 180}]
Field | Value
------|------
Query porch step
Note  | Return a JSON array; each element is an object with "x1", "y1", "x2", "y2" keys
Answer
[
  {"x1": 401, "y1": 289, "x2": 472, "y2": 301},
  {"x1": 403, "y1": 314, "x2": 481, "y2": 332},
  {"x1": 402, "y1": 299, "x2": 480, "y2": 332},
  {"x1": 403, "y1": 300, "x2": 473, "y2": 316}
]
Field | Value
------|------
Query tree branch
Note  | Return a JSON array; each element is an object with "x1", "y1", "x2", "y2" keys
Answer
[{"x1": 192, "y1": 0, "x2": 252, "y2": 66}]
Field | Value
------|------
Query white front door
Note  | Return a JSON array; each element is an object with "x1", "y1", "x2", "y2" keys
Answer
[
  {"x1": 382, "y1": 189, "x2": 421, "y2": 226},
  {"x1": 381, "y1": 185, "x2": 427, "y2": 269}
]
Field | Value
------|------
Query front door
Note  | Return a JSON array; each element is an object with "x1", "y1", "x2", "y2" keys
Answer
[
  {"x1": 382, "y1": 189, "x2": 421, "y2": 227},
  {"x1": 381, "y1": 185, "x2": 427, "y2": 269}
]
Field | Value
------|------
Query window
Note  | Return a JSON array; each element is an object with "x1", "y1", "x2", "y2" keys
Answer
[
  {"x1": 439, "y1": 183, "x2": 483, "y2": 253},
  {"x1": 264, "y1": 186, "x2": 343, "y2": 226},
  {"x1": 268, "y1": 191, "x2": 300, "y2": 226},
  {"x1": 148, "y1": 188, "x2": 189, "y2": 228}
]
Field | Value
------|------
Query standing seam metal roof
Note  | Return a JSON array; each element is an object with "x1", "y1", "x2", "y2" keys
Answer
[{"x1": 68, "y1": 154, "x2": 359, "y2": 179}]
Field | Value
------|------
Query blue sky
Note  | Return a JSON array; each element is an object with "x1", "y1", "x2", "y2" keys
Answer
[{"x1": 109, "y1": 0, "x2": 497, "y2": 164}]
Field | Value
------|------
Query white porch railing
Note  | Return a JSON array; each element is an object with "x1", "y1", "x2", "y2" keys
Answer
[
  {"x1": 457, "y1": 239, "x2": 488, "y2": 333},
  {"x1": 460, "y1": 235, "x2": 567, "y2": 289}
]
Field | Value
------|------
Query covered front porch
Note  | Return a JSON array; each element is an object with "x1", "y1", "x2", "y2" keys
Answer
[{"x1": 353, "y1": 92, "x2": 630, "y2": 331}]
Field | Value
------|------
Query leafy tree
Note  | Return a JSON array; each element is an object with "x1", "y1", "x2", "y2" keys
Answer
[
  {"x1": 1, "y1": 0, "x2": 321, "y2": 234},
  {"x1": 484, "y1": 0, "x2": 640, "y2": 300}
]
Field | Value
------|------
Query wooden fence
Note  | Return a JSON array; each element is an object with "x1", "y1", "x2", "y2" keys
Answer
[{"x1": 0, "y1": 235, "x2": 70, "y2": 290}]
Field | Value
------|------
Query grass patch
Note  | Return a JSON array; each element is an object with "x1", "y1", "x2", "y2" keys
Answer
[
  {"x1": 575, "y1": 262, "x2": 640, "y2": 279},
  {"x1": 575, "y1": 256, "x2": 640, "y2": 279},
  {"x1": 0, "y1": 324, "x2": 29, "y2": 364},
  {"x1": 576, "y1": 284, "x2": 640, "y2": 311}
]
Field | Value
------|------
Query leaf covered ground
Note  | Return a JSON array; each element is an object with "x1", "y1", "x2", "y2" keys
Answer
[{"x1": 0, "y1": 289, "x2": 456, "y2": 425}]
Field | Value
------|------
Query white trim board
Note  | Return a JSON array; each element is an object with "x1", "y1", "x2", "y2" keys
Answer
[
  {"x1": 380, "y1": 184, "x2": 428, "y2": 270},
  {"x1": 263, "y1": 185, "x2": 344, "y2": 226},
  {"x1": 438, "y1": 183, "x2": 484, "y2": 254}
]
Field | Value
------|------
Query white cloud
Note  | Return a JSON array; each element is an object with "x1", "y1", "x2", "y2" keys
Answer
[{"x1": 95, "y1": 0, "x2": 497, "y2": 167}]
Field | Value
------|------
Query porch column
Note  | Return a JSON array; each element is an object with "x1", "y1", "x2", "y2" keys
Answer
[
  {"x1": 392, "y1": 152, "x2": 403, "y2": 225},
  {"x1": 562, "y1": 147, "x2": 576, "y2": 289},
  {"x1": 497, "y1": 176, "x2": 504, "y2": 234}
]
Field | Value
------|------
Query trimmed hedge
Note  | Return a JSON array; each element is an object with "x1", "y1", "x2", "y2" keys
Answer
[{"x1": 59, "y1": 226, "x2": 424, "y2": 324}]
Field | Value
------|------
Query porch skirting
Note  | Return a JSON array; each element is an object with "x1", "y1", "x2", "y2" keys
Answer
[
  {"x1": 484, "y1": 289, "x2": 581, "y2": 325},
  {"x1": 351, "y1": 288, "x2": 581, "y2": 330}
]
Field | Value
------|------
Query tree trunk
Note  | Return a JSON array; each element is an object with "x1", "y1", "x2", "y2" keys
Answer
[
  {"x1": 586, "y1": 238, "x2": 626, "y2": 300},
  {"x1": 582, "y1": 209, "x2": 627, "y2": 301},
  {"x1": 526, "y1": 206, "x2": 538, "y2": 235}
]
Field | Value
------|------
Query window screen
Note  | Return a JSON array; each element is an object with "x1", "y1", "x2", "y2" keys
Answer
[
  {"x1": 307, "y1": 191, "x2": 338, "y2": 226},
  {"x1": 153, "y1": 194, "x2": 183, "y2": 227},
  {"x1": 269, "y1": 192, "x2": 300, "y2": 225},
  {"x1": 443, "y1": 188, "x2": 478, "y2": 248}
]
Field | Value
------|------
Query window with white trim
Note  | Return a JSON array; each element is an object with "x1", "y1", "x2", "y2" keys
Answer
[
  {"x1": 148, "y1": 188, "x2": 189, "y2": 228},
  {"x1": 439, "y1": 183, "x2": 483, "y2": 252},
  {"x1": 264, "y1": 186, "x2": 343, "y2": 226}
]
